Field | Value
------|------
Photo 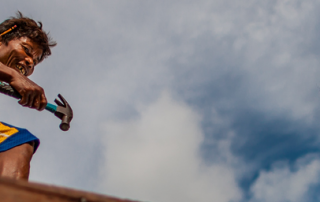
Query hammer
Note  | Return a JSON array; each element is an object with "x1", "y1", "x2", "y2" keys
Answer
[{"x1": 0, "y1": 82, "x2": 73, "y2": 131}]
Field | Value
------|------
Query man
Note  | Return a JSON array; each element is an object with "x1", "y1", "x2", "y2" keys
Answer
[{"x1": 0, "y1": 12, "x2": 56, "y2": 180}]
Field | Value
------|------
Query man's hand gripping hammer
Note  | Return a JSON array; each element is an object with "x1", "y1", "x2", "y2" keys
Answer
[{"x1": 0, "y1": 82, "x2": 73, "y2": 131}]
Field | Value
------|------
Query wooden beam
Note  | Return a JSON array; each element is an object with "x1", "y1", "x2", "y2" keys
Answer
[{"x1": 0, "y1": 177, "x2": 138, "y2": 202}]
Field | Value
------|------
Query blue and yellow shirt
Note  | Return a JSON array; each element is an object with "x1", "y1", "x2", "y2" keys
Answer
[{"x1": 0, "y1": 122, "x2": 39, "y2": 153}]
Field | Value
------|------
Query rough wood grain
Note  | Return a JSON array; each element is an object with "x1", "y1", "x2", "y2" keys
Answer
[{"x1": 0, "y1": 177, "x2": 138, "y2": 202}]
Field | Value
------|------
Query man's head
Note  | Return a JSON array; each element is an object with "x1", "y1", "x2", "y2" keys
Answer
[{"x1": 0, "y1": 11, "x2": 56, "y2": 76}]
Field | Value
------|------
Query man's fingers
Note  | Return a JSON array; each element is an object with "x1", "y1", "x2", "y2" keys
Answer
[
  {"x1": 33, "y1": 95, "x2": 41, "y2": 110},
  {"x1": 32, "y1": 92, "x2": 46, "y2": 111},
  {"x1": 38, "y1": 93, "x2": 47, "y2": 111},
  {"x1": 18, "y1": 90, "x2": 47, "y2": 111},
  {"x1": 27, "y1": 93, "x2": 36, "y2": 108},
  {"x1": 18, "y1": 91, "x2": 30, "y2": 106},
  {"x1": 9, "y1": 75, "x2": 47, "y2": 111}
]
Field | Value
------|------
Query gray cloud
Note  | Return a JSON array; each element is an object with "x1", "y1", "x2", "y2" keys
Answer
[{"x1": 250, "y1": 154, "x2": 320, "y2": 202}]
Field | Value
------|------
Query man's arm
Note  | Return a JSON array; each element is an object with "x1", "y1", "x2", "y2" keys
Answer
[{"x1": 0, "y1": 62, "x2": 47, "y2": 111}]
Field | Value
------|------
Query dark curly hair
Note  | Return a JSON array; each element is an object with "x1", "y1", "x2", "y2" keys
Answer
[{"x1": 0, "y1": 11, "x2": 56, "y2": 63}]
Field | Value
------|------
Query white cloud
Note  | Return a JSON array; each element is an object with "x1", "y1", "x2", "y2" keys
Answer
[
  {"x1": 99, "y1": 91, "x2": 242, "y2": 202},
  {"x1": 250, "y1": 155, "x2": 320, "y2": 202}
]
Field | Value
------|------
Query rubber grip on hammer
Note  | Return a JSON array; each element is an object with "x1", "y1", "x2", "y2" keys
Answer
[{"x1": 0, "y1": 82, "x2": 21, "y2": 99}]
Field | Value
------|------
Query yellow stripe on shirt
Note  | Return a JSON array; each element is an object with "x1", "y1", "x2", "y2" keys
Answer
[{"x1": 0, "y1": 123, "x2": 18, "y2": 143}]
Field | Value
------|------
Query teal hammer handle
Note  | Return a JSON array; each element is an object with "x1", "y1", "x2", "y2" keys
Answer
[{"x1": 45, "y1": 103, "x2": 57, "y2": 113}]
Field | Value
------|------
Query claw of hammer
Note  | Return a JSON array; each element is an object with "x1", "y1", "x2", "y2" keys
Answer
[{"x1": 47, "y1": 94, "x2": 73, "y2": 131}]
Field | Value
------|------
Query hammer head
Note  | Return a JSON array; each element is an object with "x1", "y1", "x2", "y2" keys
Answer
[{"x1": 54, "y1": 94, "x2": 73, "y2": 131}]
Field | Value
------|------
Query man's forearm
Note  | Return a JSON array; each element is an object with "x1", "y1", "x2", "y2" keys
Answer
[{"x1": 0, "y1": 63, "x2": 15, "y2": 83}]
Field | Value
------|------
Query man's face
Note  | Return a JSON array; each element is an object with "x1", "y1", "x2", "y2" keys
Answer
[{"x1": 0, "y1": 37, "x2": 43, "y2": 77}]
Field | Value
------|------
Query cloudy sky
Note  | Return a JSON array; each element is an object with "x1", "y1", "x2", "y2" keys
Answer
[{"x1": 2, "y1": 0, "x2": 320, "y2": 201}]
